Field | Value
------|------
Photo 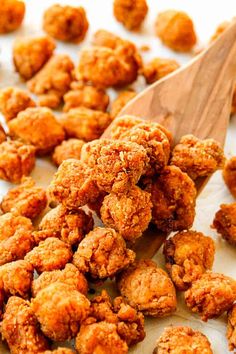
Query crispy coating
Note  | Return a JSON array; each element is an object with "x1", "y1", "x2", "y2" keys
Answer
[
  {"x1": 212, "y1": 203, "x2": 236, "y2": 246},
  {"x1": 1, "y1": 177, "x2": 47, "y2": 219},
  {"x1": 73, "y1": 227, "x2": 135, "y2": 279},
  {"x1": 117, "y1": 259, "x2": 177, "y2": 317},
  {"x1": 0, "y1": 140, "x2": 35, "y2": 183},
  {"x1": 0, "y1": 212, "x2": 33, "y2": 242},
  {"x1": 25, "y1": 237, "x2": 72, "y2": 273},
  {"x1": 92, "y1": 29, "x2": 124, "y2": 49},
  {"x1": 185, "y1": 272, "x2": 236, "y2": 321},
  {"x1": 144, "y1": 166, "x2": 196, "y2": 233},
  {"x1": 110, "y1": 91, "x2": 136, "y2": 118},
  {"x1": 44, "y1": 350, "x2": 75, "y2": 354},
  {"x1": 32, "y1": 282, "x2": 90, "y2": 341},
  {"x1": 13, "y1": 36, "x2": 56, "y2": 80},
  {"x1": 0, "y1": 124, "x2": 6, "y2": 144},
  {"x1": 170, "y1": 135, "x2": 225, "y2": 180},
  {"x1": 8, "y1": 107, "x2": 65, "y2": 155},
  {"x1": 0, "y1": 87, "x2": 36, "y2": 122},
  {"x1": 223, "y1": 157, "x2": 236, "y2": 198},
  {"x1": 39, "y1": 204, "x2": 94, "y2": 246},
  {"x1": 113, "y1": 0, "x2": 148, "y2": 30},
  {"x1": 1, "y1": 296, "x2": 49, "y2": 354},
  {"x1": 143, "y1": 57, "x2": 180, "y2": 84},
  {"x1": 101, "y1": 186, "x2": 152, "y2": 242},
  {"x1": 227, "y1": 303, "x2": 236, "y2": 352},
  {"x1": 0, "y1": 0, "x2": 25, "y2": 33},
  {"x1": 154, "y1": 326, "x2": 213, "y2": 354},
  {"x1": 43, "y1": 4, "x2": 89, "y2": 43},
  {"x1": 27, "y1": 54, "x2": 74, "y2": 108},
  {"x1": 155, "y1": 10, "x2": 197, "y2": 52},
  {"x1": 32, "y1": 263, "x2": 88, "y2": 297},
  {"x1": 163, "y1": 231, "x2": 215, "y2": 291},
  {"x1": 52, "y1": 139, "x2": 85, "y2": 166},
  {"x1": 81, "y1": 139, "x2": 148, "y2": 193},
  {"x1": 48, "y1": 159, "x2": 99, "y2": 209},
  {"x1": 60, "y1": 107, "x2": 112, "y2": 142}
]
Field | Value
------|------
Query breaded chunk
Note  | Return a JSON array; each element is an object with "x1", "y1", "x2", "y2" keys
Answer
[
  {"x1": 0, "y1": 0, "x2": 25, "y2": 33},
  {"x1": 92, "y1": 29, "x2": 124, "y2": 49},
  {"x1": 0, "y1": 124, "x2": 6, "y2": 144},
  {"x1": 163, "y1": 230, "x2": 215, "y2": 290},
  {"x1": 113, "y1": 0, "x2": 148, "y2": 30},
  {"x1": 185, "y1": 272, "x2": 236, "y2": 321},
  {"x1": 212, "y1": 203, "x2": 236, "y2": 245},
  {"x1": 52, "y1": 139, "x2": 85, "y2": 166},
  {"x1": 143, "y1": 57, "x2": 180, "y2": 84},
  {"x1": 13, "y1": 36, "x2": 56, "y2": 80},
  {"x1": 0, "y1": 212, "x2": 33, "y2": 242},
  {"x1": 227, "y1": 303, "x2": 236, "y2": 352},
  {"x1": 110, "y1": 90, "x2": 136, "y2": 118},
  {"x1": 223, "y1": 157, "x2": 236, "y2": 198},
  {"x1": 117, "y1": 259, "x2": 177, "y2": 317}
]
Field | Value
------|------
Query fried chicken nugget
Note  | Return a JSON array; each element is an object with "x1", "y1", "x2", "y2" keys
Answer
[
  {"x1": 13, "y1": 36, "x2": 56, "y2": 80},
  {"x1": 1, "y1": 177, "x2": 47, "y2": 219},
  {"x1": 223, "y1": 157, "x2": 236, "y2": 198},
  {"x1": 117, "y1": 259, "x2": 177, "y2": 317},
  {"x1": 143, "y1": 57, "x2": 180, "y2": 84},
  {"x1": 0, "y1": 212, "x2": 33, "y2": 242},
  {"x1": 25, "y1": 237, "x2": 72, "y2": 273},
  {"x1": 73, "y1": 227, "x2": 135, "y2": 279},
  {"x1": 113, "y1": 0, "x2": 148, "y2": 30},
  {"x1": 27, "y1": 54, "x2": 74, "y2": 108},
  {"x1": 110, "y1": 90, "x2": 136, "y2": 118},
  {"x1": 32, "y1": 282, "x2": 90, "y2": 341},
  {"x1": 153, "y1": 326, "x2": 213, "y2": 354},
  {"x1": 227, "y1": 304, "x2": 236, "y2": 352},
  {"x1": 163, "y1": 230, "x2": 215, "y2": 291},
  {"x1": 155, "y1": 10, "x2": 197, "y2": 52},
  {"x1": 0, "y1": 140, "x2": 35, "y2": 183},
  {"x1": 0, "y1": 0, "x2": 25, "y2": 33},
  {"x1": 101, "y1": 186, "x2": 152, "y2": 242},
  {"x1": 1, "y1": 296, "x2": 50, "y2": 354},
  {"x1": 52, "y1": 139, "x2": 85, "y2": 166},
  {"x1": 212, "y1": 203, "x2": 236, "y2": 246},
  {"x1": 39, "y1": 204, "x2": 94, "y2": 246},
  {"x1": 185, "y1": 272, "x2": 236, "y2": 321}
]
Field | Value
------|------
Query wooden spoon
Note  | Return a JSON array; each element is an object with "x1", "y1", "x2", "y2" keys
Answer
[{"x1": 103, "y1": 20, "x2": 236, "y2": 258}]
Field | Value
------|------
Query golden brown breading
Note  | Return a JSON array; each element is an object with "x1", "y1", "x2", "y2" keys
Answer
[
  {"x1": 144, "y1": 166, "x2": 196, "y2": 233},
  {"x1": 227, "y1": 303, "x2": 236, "y2": 352},
  {"x1": 154, "y1": 326, "x2": 213, "y2": 354},
  {"x1": 0, "y1": 212, "x2": 33, "y2": 242},
  {"x1": 155, "y1": 10, "x2": 197, "y2": 52},
  {"x1": 185, "y1": 272, "x2": 236, "y2": 321},
  {"x1": 48, "y1": 159, "x2": 99, "y2": 209},
  {"x1": 1, "y1": 177, "x2": 47, "y2": 219},
  {"x1": 0, "y1": 140, "x2": 35, "y2": 183},
  {"x1": 113, "y1": 0, "x2": 148, "y2": 30},
  {"x1": 13, "y1": 36, "x2": 56, "y2": 80},
  {"x1": 92, "y1": 29, "x2": 124, "y2": 49},
  {"x1": 170, "y1": 135, "x2": 225, "y2": 180},
  {"x1": 52, "y1": 139, "x2": 85, "y2": 166},
  {"x1": 212, "y1": 203, "x2": 236, "y2": 245},
  {"x1": 8, "y1": 107, "x2": 65, "y2": 155},
  {"x1": 0, "y1": 0, "x2": 25, "y2": 33},
  {"x1": 142, "y1": 57, "x2": 180, "y2": 84},
  {"x1": 223, "y1": 157, "x2": 236, "y2": 198},
  {"x1": 0, "y1": 124, "x2": 6, "y2": 144},
  {"x1": 44, "y1": 349, "x2": 75, "y2": 354},
  {"x1": 73, "y1": 227, "x2": 135, "y2": 279},
  {"x1": 39, "y1": 204, "x2": 94, "y2": 246},
  {"x1": 31, "y1": 263, "x2": 88, "y2": 297},
  {"x1": 101, "y1": 186, "x2": 152, "y2": 242},
  {"x1": 110, "y1": 91, "x2": 136, "y2": 118},
  {"x1": 25, "y1": 237, "x2": 72, "y2": 273},
  {"x1": 32, "y1": 282, "x2": 90, "y2": 341},
  {"x1": 163, "y1": 231, "x2": 215, "y2": 291},
  {"x1": 32, "y1": 230, "x2": 57, "y2": 245},
  {"x1": 117, "y1": 259, "x2": 177, "y2": 317},
  {"x1": 43, "y1": 4, "x2": 89, "y2": 43},
  {"x1": 1, "y1": 296, "x2": 50, "y2": 354},
  {"x1": 27, "y1": 54, "x2": 74, "y2": 108},
  {"x1": 81, "y1": 139, "x2": 148, "y2": 194}
]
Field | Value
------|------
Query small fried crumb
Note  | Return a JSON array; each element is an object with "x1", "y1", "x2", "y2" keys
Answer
[
  {"x1": 52, "y1": 139, "x2": 85, "y2": 166},
  {"x1": 0, "y1": 0, "x2": 25, "y2": 33},
  {"x1": 110, "y1": 91, "x2": 136, "y2": 118},
  {"x1": 142, "y1": 57, "x2": 180, "y2": 84},
  {"x1": 113, "y1": 0, "x2": 148, "y2": 30},
  {"x1": 140, "y1": 44, "x2": 150, "y2": 52},
  {"x1": 227, "y1": 303, "x2": 236, "y2": 352},
  {"x1": 210, "y1": 21, "x2": 230, "y2": 42},
  {"x1": 212, "y1": 203, "x2": 236, "y2": 246},
  {"x1": 223, "y1": 157, "x2": 236, "y2": 198}
]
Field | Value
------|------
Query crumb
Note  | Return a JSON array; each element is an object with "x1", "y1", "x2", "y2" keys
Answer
[
  {"x1": 0, "y1": 0, "x2": 25, "y2": 33},
  {"x1": 0, "y1": 124, "x2": 6, "y2": 144},
  {"x1": 142, "y1": 57, "x2": 180, "y2": 84},
  {"x1": 52, "y1": 139, "x2": 85, "y2": 166},
  {"x1": 210, "y1": 21, "x2": 230, "y2": 42},
  {"x1": 223, "y1": 157, "x2": 236, "y2": 198},
  {"x1": 113, "y1": 0, "x2": 148, "y2": 30},
  {"x1": 140, "y1": 44, "x2": 150, "y2": 51},
  {"x1": 110, "y1": 91, "x2": 136, "y2": 118},
  {"x1": 0, "y1": 212, "x2": 33, "y2": 242},
  {"x1": 212, "y1": 203, "x2": 236, "y2": 246},
  {"x1": 227, "y1": 303, "x2": 236, "y2": 352}
]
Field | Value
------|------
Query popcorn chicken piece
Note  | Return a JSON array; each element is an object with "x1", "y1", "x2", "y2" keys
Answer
[
  {"x1": 1, "y1": 296, "x2": 50, "y2": 354},
  {"x1": 13, "y1": 36, "x2": 56, "y2": 80},
  {"x1": 223, "y1": 157, "x2": 236, "y2": 198},
  {"x1": 48, "y1": 159, "x2": 99, "y2": 209},
  {"x1": 52, "y1": 139, "x2": 85, "y2": 166},
  {"x1": 25, "y1": 237, "x2": 72, "y2": 273},
  {"x1": 154, "y1": 326, "x2": 213, "y2": 354},
  {"x1": 32, "y1": 282, "x2": 90, "y2": 341},
  {"x1": 143, "y1": 57, "x2": 180, "y2": 84},
  {"x1": 60, "y1": 107, "x2": 112, "y2": 142},
  {"x1": 0, "y1": 0, "x2": 25, "y2": 33},
  {"x1": 227, "y1": 303, "x2": 236, "y2": 352},
  {"x1": 43, "y1": 4, "x2": 89, "y2": 43},
  {"x1": 212, "y1": 203, "x2": 236, "y2": 246},
  {"x1": 8, "y1": 107, "x2": 65, "y2": 155},
  {"x1": 0, "y1": 212, "x2": 33, "y2": 242},
  {"x1": 92, "y1": 29, "x2": 124, "y2": 49},
  {"x1": 39, "y1": 204, "x2": 94, "y2": 246},
  {"x1": 144, "y1": 166, "x2": 196, "y2": 233},
  {"x1": 0, "y1": 124, "x2": 6, "y2": 143},
  {"x1": 73, "y1": 227, "x2": 135, "y2": 279},
  {"x1": 101, "y1": 186, "x2": 152, "y2": 242},
  {"x1": 1, "y1": 177, "x2": 47, "y2": 219},
  {"x1": 170, "y1": 135, "x2": 225, "y2": 180},
  {"x1": 27, "y1": 54, "x2": 74, "y2": 108},
  {"x1": 31, "y1": 263, "x2": 88, "y2": 297},
  {"x1": 117, "y1": 259, "x2": 177, "y2": 317},
  {"x1": 155, "y1": 10, "x2": 197, "y2": 52},
  {"x1": 0, "y1": 140, "x2": 35, "y2": 183},
  {"x1": 113, "y1": 0, "x2": 148, "y2": 30},
  {"x1": 163, "y1": 230, "x2": 215, "y2": 291},
  {"x1": 110, "y1": 90, "x2": 136, "y2": 118},
  {"x1": 185, "y1": 272, "x2": 236, "y2": 321}
]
